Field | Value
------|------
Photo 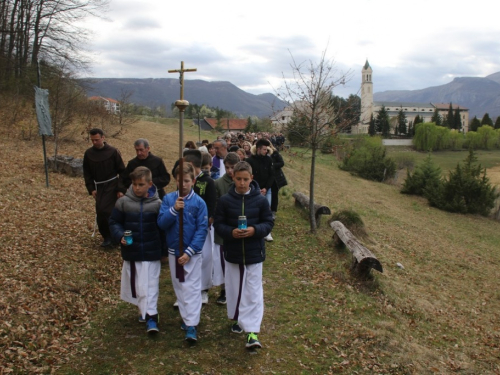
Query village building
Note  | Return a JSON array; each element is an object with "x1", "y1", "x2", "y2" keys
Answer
[
  {"x1": 195, "y1": 118, "x2": 247, "y2": 132},
  {"x1": 352, "y1": 60, "x2": 469, "y2": 134},
  {"x1": 88, "y1": 96, "x2": 120, "y2": 114}
]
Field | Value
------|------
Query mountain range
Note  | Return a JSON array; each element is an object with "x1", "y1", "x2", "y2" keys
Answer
[
  {"x1": 79, "y1": 78, "x2": 288, "y2": 118},
  {"x1": 374, "y1": 72, "x2": 500, "y2": 119},
  {"x1": 80, "y1": 72, "x2": 500, "y2": 120}
]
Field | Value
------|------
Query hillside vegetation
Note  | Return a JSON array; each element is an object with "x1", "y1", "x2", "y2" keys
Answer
[{"x1": 1, "y1": 118, "x2": 500, "y2": 374}]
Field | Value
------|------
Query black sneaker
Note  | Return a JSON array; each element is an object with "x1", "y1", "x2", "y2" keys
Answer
[
  {"x1": 231, "y1": 323, "x2": 243, "y2": 334},
  {"x1": 246, "y1": 332, "x2": 262, "y2": 349},
  {"x1": 216, "y1": 290, "x2": 226, "y2": 305}
]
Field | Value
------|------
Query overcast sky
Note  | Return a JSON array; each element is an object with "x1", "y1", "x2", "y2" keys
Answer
[{"x1": 81, "y1": 0, "x2": 500, "y2": 98}]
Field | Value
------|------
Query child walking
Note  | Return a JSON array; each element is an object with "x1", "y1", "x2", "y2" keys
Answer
[
  {"x1": 213, "y1": 152, "x2": 240, "y2": 306},
  {"x1": 214, "y1": 161, "x2": 274, "y2": 349},
  {"x1": 157, "y1": 163, "x2": 208, "y2": 342},
  {"x1": 184, "y1": 150, "x2": 216, "y2": 305},
  {"x1": 109, "y1": 166, "x2": 165, "y2": 334}
]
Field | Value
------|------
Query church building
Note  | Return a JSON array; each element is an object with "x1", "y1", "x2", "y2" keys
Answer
[{"x1": 352, "y1": 60, "x2": 469, "y2": 134}]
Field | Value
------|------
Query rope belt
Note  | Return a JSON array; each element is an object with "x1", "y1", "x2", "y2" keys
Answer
[{"x1": 92, "y1": 175, "x2": 119, "y2": 237}]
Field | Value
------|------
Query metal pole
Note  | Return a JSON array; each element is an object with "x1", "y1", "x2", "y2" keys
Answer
[{"x1": 198, "y1": 111, "x2": 201, "y2": 144}]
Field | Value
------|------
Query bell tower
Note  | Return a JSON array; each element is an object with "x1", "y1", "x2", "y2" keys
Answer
[{"x1": 359, "y1": 60, "x2": 373, "y2": 133}]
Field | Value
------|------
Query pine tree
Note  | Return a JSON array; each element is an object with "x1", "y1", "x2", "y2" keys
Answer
[
  {"x1": 470, "y1": 116, "x2": 481, "y2": 132},
  {"x1": 453, "y1": 107, "x2": 462, "y2": 130},
  {"x1": 426, "y1": 149, "x2": 499, "y2": 215},
  {"x1": 481, "y1": 113, "x2": 494, "y2": 126},
  {"x1": 431, "y1": 109, "x2": 442, "y2": 125},
  {"x1": 495, "y1": 116, "x2": 500, "y2": 130},
  {"x1": 376, "y1": 106, "x2": 390, "y2": 137},
  {"x1": 368, "y1": 113, "x2": 376, "y2": 136},
  {"x1": 445, "y1": 103, "x2": 454, "y2": 128},
  {"x1": 401, "y1": 153, "x2": 442, "y2": 196},
  {"x1": 397, "y1": 108, "x2": 407, "y2": 135}
]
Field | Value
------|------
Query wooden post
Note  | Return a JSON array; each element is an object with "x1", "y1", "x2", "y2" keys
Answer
[{"x1": 168, "y1": 61, "x2": 197, "y2": 256}]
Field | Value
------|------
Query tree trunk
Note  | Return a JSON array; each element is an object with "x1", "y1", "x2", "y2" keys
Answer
[{"x1": 309, "y1": 143, "x2": 317, "y2": 232}]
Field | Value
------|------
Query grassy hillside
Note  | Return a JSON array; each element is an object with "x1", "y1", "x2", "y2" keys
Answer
[{"x1": 1, "y1": 119, "x2": 500, "y2": 374}]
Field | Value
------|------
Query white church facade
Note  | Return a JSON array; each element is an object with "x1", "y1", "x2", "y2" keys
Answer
[{"x1": 352, "y1": 60, "x2": 469, "y2": 134}]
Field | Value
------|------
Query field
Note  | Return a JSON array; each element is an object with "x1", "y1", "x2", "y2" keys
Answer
[{"x1": 1, "y1": 119, "x2": 500, "y2": 374}]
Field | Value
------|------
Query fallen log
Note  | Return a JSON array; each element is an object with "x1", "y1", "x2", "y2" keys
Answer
[
  {"x1": 292, "y1": 192, "x2": 331, "y2": 228},
  {"x1": 330, "y1": 220, "x2": 383, "y2": 277}
]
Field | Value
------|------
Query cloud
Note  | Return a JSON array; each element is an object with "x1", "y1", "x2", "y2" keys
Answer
[{"x1": 123, "y1": 17, "x2": 161, "y2": 30}]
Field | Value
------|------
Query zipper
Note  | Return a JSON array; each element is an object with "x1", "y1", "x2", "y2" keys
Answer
[{"x1": 241, "y1": 195, "x2": 245, "y2": 265}]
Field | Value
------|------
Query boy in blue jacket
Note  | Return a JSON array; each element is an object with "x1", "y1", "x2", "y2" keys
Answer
[
  {"x1": 109, "y1": 167, "x2": 164, "y2": 334},
  {"x1": 157, "y1": 163, "x2": 208, "y2": 342},
  {"x1": 213, "y1": 161, "x2": 274, "y2": 349}
]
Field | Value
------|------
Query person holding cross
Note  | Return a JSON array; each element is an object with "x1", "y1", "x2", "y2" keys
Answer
[{"x1": 157, "y1": 163, "x2": 208, "y2": 342}]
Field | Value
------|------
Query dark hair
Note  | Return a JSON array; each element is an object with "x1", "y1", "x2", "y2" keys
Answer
[
  {"x1": 183, "y1": 150, "x2": 202, "y2": 168},
  {"x1": 201, "y1": 152, "x2": 212, "y2": 167},
  {"x1": 206, "y1": 143, "x2": 213, "y2": 150},
  {"x1": 185, "y1": 141, "x2": 196, "y2": 150},
  {"x1": 130, "y1": 166, "x2": 152, "y2": 182},
  {"x1": 202, "y1": 139, "x2": 209, "y2": 145},
  {"x1": 256, "y1": 138, "x2": 270, "y2": 148},
  {"x1": 174, "y1": 162, "x2": 195, "y2": 180},
  {"x1": 224, "y1": 152, "x2": 240, "y2": 166},
  {"x1": 234, "y1": 161, "x2": 252, "y2": 175},
  {"x1": 228, "y1": 145, "x2": 239, "y2": 152},
  {"x1": 89, "y1": 128, "x2": 104, "y2": 137}
]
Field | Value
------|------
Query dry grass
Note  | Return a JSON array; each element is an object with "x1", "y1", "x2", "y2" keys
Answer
[{"x1": 1, "y1": 117, "x2": 500, "y2": 374}]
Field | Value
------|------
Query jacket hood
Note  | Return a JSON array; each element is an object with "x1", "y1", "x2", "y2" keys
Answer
[
  {"x1": 228, "y1": 180, "x2": 261, "y2": 198},
  {"x1": 125, "y1": 183, "x2": 159, "y2": 201},
  {"x1": 250, "y1": 144, "x2": 273, "y2": 156}
]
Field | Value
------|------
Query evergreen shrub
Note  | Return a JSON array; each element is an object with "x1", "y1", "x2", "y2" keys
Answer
[
  {"x1": 401, "y1": 154, "x2": 442, "y2": 196},
  {"x1": 426, "y1": 150, "x2": 499, "y2": 216},
  {"x1": 339, "y1": 136, "x2": 396, "y2": 182}
]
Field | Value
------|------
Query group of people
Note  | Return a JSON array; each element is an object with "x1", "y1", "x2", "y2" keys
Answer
[{"x1": 82, "y1": 128, "x2": 288, "y2": 349}]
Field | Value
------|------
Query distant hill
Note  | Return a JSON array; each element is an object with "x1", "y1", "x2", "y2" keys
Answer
[
  {"x1": 374, "y1": 73, "x2": 500, "y2": 119},
  {"x1": 78, "y1": 78, "x2": 287, "y2": 118}
]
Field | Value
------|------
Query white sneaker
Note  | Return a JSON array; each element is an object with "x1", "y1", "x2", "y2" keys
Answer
[
  {"x1": 265, "y1": 233, "x2": 273, "y2": 242},
  {"x1": 201, "y1": 290, "x2": 209, "y2": 304},
  {"x1": 173, "y1": 300, "x2": 179, "y2": 308}
]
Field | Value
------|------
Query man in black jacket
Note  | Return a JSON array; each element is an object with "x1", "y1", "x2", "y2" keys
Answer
[
  {"x1": 245, "y1": 138, "x2": 275, "y2": 242},
  {"x1": 120, "y1": 139, "x2": 171, "y2": 199},
  {"x1": 83, "y1": 128, "x2": 126, "y2": 247}
]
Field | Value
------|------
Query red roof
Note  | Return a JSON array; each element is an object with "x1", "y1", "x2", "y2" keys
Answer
[
  {"x1": 204, "y1": 118, "x2": 247, "y2": 131},
  {"x1": 432, "y1": 103, "x2": 468, "y2": 110},
  {"x1": 89, "y1": 96, "x2": 119, "y2": 103}
]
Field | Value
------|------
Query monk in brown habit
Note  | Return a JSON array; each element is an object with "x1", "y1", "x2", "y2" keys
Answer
[{"x1": 83, "y1": 128, "x2": 126, "y2": 247}]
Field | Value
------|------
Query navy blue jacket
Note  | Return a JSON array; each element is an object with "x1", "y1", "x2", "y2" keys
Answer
[
  {"x1": 109, "y1": 184, "x2": 165, "y2": 261},
  {"x1": 214, "y1": 180, "x2": 274, "y2": 265}
]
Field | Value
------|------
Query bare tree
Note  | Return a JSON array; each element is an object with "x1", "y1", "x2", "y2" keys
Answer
[
  {"x1": 276, "y1": 49, "x2": 352, "y2": 232},
  {"x1": 0, "y1": 0, "x2": 108, "y2": 87}
]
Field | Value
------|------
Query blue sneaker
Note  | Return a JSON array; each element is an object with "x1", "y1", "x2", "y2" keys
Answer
[
  {"x1": 180, "y1": 322, "x2": 187, "y2": 331},
  {"x1": 185, "y1": 326, "x2": 197, "y2": 342},
  {"x1": 146, "y1": 319, "x2": 159, "y2": 334},
  {"x1": 138, "y1": 315, "x2": 146, "y2": 323}
]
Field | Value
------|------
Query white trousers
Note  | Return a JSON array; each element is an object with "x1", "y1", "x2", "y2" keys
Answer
[
  {"x1": 120, "y1": 260, "x2": 161, "y2": 319},
  {"x1": 169, "y1": 253, "x2": 202, "y2": 327},
  {"x1": 225, "y1": 261, "x2": 263, "y2": 333},
  {"x1": 201, "y1": 229, "x2": 213, "y2": 290},
  {"x1": 212, "y1": 243, "x2": 225, "y2": 286}
]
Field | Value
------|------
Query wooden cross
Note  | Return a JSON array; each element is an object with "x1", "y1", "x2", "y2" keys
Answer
[
  {"x1": 168, "y1": 61, "x2": 196, "y2": 260},
  {"x1": 168, "y1": 61, "x2": 197, "y2": 101}
]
